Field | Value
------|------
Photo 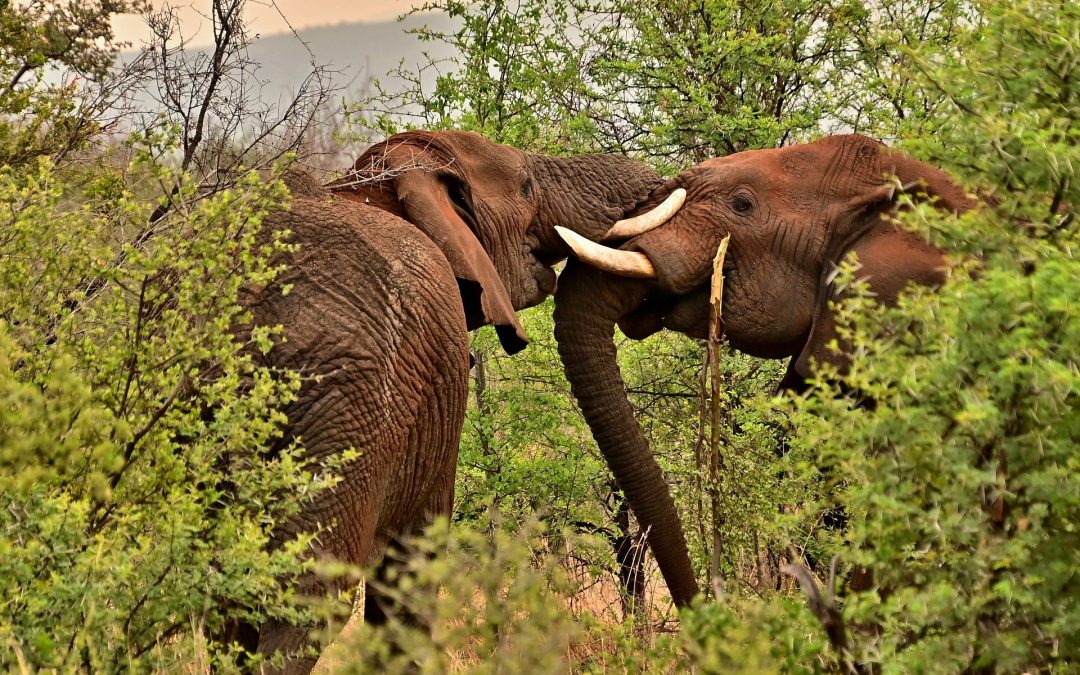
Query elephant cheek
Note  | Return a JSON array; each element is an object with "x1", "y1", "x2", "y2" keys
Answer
[
  {"x1": 632, "y1": 232, "x2": 716, "y2": 296},
  {"x1": 720, "y1": 286, "x2": 815, "y2": 359}
]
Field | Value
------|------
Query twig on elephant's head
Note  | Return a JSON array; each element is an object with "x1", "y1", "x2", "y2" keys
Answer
[{"x1": 327, "y1": 138, "x2": 457, "y2": 191}]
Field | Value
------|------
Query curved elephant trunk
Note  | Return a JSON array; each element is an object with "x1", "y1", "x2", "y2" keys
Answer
[{"x1": 553, "y1": 261, "x2": 700, "y2": 608}]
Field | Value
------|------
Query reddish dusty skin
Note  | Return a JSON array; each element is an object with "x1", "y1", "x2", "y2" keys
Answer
[
  {"x1": 237, "y1": 134, "x2": 665, "y2": 672},
  {"x1": 554, "y1": 134, "x2": 977, "y2": 608},
  {"x1": 330, "y1": 130, "x2": 664, "y2": 316},
  {"x1": 583, "y1": 134, "x2": 977, "y2": 380},
  {"x1": 237, "y1": 173, "x2": 472, "y2": 671}
]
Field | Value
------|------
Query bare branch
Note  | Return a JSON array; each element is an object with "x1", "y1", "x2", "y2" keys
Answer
[{"x1": 781, "y1": 557, "x2": 863, "y2": 674}]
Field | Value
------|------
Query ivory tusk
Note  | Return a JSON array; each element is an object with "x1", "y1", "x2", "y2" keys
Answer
[
  {"x1": 555, "y1": 226, "x2": 657, "y2": 279},
  {"x1": 602, "y1": 188, "x2": 687, "y2": 241}
]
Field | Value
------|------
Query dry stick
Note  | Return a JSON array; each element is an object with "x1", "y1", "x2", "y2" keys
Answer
[
  {"x1": 693, "y1": 352, "x2": 710, "y2": 569},
  {"x1": 707, "y1": 235, "x2": 731, "y2": 589},
  {"x1": 782, "y1": 557, "x2": 862, "y2": 674}
]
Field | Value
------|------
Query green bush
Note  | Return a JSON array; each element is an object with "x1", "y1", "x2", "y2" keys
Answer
[
  {"x1": 780, "y1": 1, "x2": 1079, "y2": 669},
  {"x1": 0, "y1": 2, "x2": 343, "y2": 668},
  {"x1": 0, "y1": 150, "x2": 341, "y2": 670},
  {"x1": 326, "y1": 519, "x2": 583, "y2": 674}
]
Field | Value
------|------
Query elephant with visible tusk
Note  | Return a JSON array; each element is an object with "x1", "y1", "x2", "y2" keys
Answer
[
  {"x1": 235, "y1": 131, "x2": 664, "y2": 671},
  {"x1": 553, "y1": 134, "x2": 978, "y2": 608}
]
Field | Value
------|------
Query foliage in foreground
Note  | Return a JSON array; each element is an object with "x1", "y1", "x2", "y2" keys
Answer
[
  {"x1": 780, "y1": 0, "x2": 1079, "y2": 668},
  {"x1": 0, "y1": 1, "x2": 338, "y2": 669},
  {"x1": 327, "y1": 519, "x2": 830, "y2": 674},
  {"x1": 0, "y1": 148, "x2": 336, "y2": 671}
]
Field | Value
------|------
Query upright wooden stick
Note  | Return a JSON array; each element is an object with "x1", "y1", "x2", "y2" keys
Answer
[{"x1": 707, "y1": 235, "x2": 731, "y2": 586}]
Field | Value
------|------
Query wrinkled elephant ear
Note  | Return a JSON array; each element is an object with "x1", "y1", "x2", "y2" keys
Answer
[
  {"x1": 784, "y1": 223, "x2": 942, "y2": 388},
  {"x1": 887, "y1": 151, "x2": 981, "y2": 213},
  {"x1": 395, "y1": 169, "x2": 529, "y2": 355},
  {"x1": 785, "y1": 152, "x2": 977, "y2": 389}
]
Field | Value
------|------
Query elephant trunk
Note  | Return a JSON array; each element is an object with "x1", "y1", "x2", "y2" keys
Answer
[
  {"x1": 553, "y1": 260, "x2": 700, "y2": 608},
  {"x1": 529, "y1": 154, "x2": 664, "y2": 248}
]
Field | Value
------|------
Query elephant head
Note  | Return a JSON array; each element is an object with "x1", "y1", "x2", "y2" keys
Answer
[
  {"x1": 328, "y1": 130, "x2": 662, "y2": 354},
  {"x1": 552, "y1": 134, "x2": 977, "y2": 607}
]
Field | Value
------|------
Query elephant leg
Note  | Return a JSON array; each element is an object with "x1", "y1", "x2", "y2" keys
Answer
[
  {"x1": 361, "y1": 537, "x2": 423, "y2": 629},
  {"x1": 255, "y1": 623, "x2": 318, "y2": 675},
  {"x1": 255, "y1": 522, "x2": 386, "y2": 673},
  {"x1": 363, "y1": 450, "x2": 457, "y2": 628},
  {"x1": 255, "y1": 460, "x2": 392, "y2": 674},
  {"x1": 360, "y1": 336, "x2": 464, "y2": 627}
]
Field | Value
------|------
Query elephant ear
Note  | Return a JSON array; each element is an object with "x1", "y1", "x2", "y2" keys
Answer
[
  {"x1": 784, "y1": 221, "x2": 949, "y2": 389},
  {"x1": 886, "y1": 151, "x2": 980, "y2": 213},
  {"x1": 394, "y1": 168, "x2": 529, "y2": 355},
  {"x1": 785, "y1": 151, "x2": 975, "y2": 389}
]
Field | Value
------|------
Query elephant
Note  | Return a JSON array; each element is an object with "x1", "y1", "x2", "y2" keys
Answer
[
  {"x1": 231, "y1": 131, "x2": 663, "y2": 671},
  {"x1": 550, "y1": 134, "x2": 977, "y2": 608}
]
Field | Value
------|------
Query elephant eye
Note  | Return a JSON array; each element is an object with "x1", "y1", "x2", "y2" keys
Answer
[
  {"x1": 732, "y1": 193, "x2": 754, "y2": 214},
  {"x1": 521, "y1": 175, "x2": 534, "y2": 200}
]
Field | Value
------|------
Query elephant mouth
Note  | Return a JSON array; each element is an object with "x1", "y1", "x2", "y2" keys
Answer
[
  {"x1": 514, "y1": 260, "x2": 558, "y2": 310},
  {"x1": 552, "y1": 194, "x2": 740, "y2": 342},
  {"x1": 615, "y1": 255, "x2": 735, "y2": 342},
  {"x1": 537, "y1": 264, "x2": 558, "y2": 297},
  {"x1": 551, "y1": 190, "x2": 689, "y2": 281}
]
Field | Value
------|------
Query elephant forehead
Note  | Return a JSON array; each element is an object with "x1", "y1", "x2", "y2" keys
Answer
[
  {"x1": 428, "y1": 130, "x2": 528, "y2": 175},
  {"x1": 778, "y1": 148, "x2": 819, "y2": 178},
  {"x1": 739, "y1": 148, "x2": 826, "y2": 193},
  {"x1": 691, "y1": 157, "x2": 772, "y2": 191}
]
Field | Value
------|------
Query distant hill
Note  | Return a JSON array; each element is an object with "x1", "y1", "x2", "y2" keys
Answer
[
  {"x1": 119, "y1": 12, "x2": 457, "y2": 121},
  {"x1": 237, "y1": 12, "x2": 457, "y2": 101}
]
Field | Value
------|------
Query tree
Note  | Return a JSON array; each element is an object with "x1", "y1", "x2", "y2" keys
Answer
[
  {"x1": 585, "y1": 0, "x2": 866, "y2": 161},
  {"x1": 0, "y1": 0, "x2": 147, "y2": 166},
  {"x1": 352, "y1": 0, "x2": 605, "y2": 154}
]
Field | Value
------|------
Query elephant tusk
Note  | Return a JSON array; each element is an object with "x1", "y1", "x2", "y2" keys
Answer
[
  {"x1": 602, "y1": 188, "x2": 686, "y2": 241},
  {"x1": 555, "y1": 226, "x2": 657, "y2": 279}
]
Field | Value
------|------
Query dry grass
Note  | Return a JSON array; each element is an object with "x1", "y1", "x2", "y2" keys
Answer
[{"x1": 312, "y1": 556, "x2": 683, "y2": 673}]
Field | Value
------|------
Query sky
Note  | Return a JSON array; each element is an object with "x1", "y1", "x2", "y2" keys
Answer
[{"x1": 112, "y1": 1, "x2": 425, "y2": 48}]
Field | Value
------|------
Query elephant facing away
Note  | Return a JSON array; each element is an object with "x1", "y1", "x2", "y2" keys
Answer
[
  {"x1": 552, "y1": 134, "x2": 977, "y2": 607},
  {"x1": 232, "y1": 172, "x2": 478, "y2": 670},
  {"x1": 233, "y1": 133, "x2": 663, "y2": 670}
]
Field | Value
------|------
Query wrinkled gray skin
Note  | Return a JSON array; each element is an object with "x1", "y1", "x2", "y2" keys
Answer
[
  {"x1": 331, "y1": 130, "x2": 665, "y2": 324},
  {"x1": 235, "y1": 132, "x2": 661, "y2": 672},
  {"x1": 233, "y1": 173, "x2": 472, "y2": 670},
  {"x1": 554, "y1": 135, "x2": 977, "y2": 610}
]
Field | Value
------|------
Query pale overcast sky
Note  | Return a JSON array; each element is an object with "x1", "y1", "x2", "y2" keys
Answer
[{"x1": 112, "y1": 1, "x2": 425, "y2": 48}]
